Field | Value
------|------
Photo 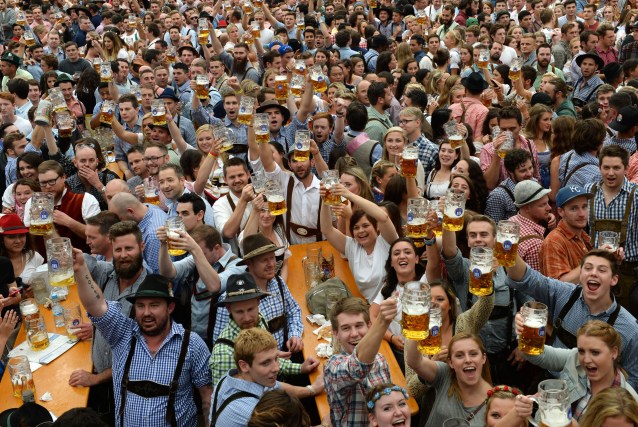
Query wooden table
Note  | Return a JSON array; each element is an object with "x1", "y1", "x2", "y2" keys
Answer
[
  {"x1": 288, "y1": 242, "x2": 419, "y2": 419},
  {"x1": 0, "y1": 286, "x2": 91, "y2": 416},
  {"x1": 107, "y1": 162, "x2": 123, "y2": 178}
]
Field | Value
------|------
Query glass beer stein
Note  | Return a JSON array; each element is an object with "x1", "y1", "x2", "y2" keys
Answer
[
  {"x1": 237, "y1": 96, "x2": 254, "y2": 126},
  {"x1": 293, "y1": 130, "x2": 311, "y2": 161},
  {"x1": 26, "y1": 315, "x2": 50, "y2": 351},
  {"x1": 401, "y1": 281, "x2": 431, "y2": 340},
  {"x1": 444, "y1": 121, "x2": 464, "y2": 149},
  {"x1": 265, "y1": 180, "x2": 287, "y2": 216},
  {"x1": 418, "y1": 302, "x2": 442, "y2": 355},
  {"x1": 196, "y1": 74, "x2": 209, "y2": 100},
  {"x1": 166, "y1": 217, "x2": 187, "y2": 256},
  {"x1": 46, "y1": 237, "x2": 76, "y2": 287},
  {"x1": 529, "y1": 380, "x2": 571, "y2": 427},
  {"x1": 48, "y1": 87, "x2": 67, "y2": 113},
  {"x1": 495, "y1": 220, "x2": 520, "y2": 267},
  {"x1": 8, "y1": 356, "x2": 35, "y2": 398},
  {"x1": 144, "y1": 177, "x2": 160, "y2": 205},
  {"x1": 151, "y1": 100, "x2": 167, "y2": 125},
  {"x1": 20, "y1": 298, "x2": 40, "y2": 322},
  {"x1": 274, "y1": 75, "x2": 289, "y2": 101},
  {"x1": 468, "y1": 247, "x2": 494, "y2": 296},
  {"x1": 100, "y1": 62, "x2": 112, "y2": 82},
  {"x1": 63, "y1": 304, "x2": 82, "y2": 343},
  {"x1": 254, "y1": 114, "x2": 270, "y2": 144},
  {"x1": 442, "y1": 189, "x2": 467, "y2": 231},
  {"x1": 290, "y1": 74, "x2": 305, "y2": 97},
  {"x1": 407, "y1": 198, "x2": 428, "y2": 247},
  {"x1": 497, "y1": 131, "x2": 514, "y2": 159},
  {"x1": 322, "y1": 170, "x2": 342, "y2": 206},
  {"x1": 99, "y1": 100, "x2": 115, "y2": 126},
  {"x1": 310, "y1": 66, "x2": 327, "y2": 93},
  {"x1": 57, "y1": 111, "x2": 76, "y2": 137},
  {"x1": 519, "y1": 301, "x2": 548, "y2": 355},
  {"x1": 429, "y1": 200, "x2": 443, "y2": 237},
  {"x1": 29, "y1": 192, "x2": 54, "y2": 236},
  {"x1": 400, "y1": 146, "x2": 418, "y2": 178}
]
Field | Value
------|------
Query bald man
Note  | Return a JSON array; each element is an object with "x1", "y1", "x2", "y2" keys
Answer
[
  {"x1": 105, "y1": 179, "x2": 131, "y2": 203},
  {"x1": 108, "y1": 192, "x2": 167, "y2": 274}
]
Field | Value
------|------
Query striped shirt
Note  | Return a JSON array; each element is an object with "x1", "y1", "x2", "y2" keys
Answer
[
  {"x1": 572, "y1": 75, "x2": 604, "y2": 104},
  {"x1": 604, "y1": 136, "x2": 637, "y2": 155},
  {"x1": 139, "y1": 204, "x2": 168, "y2": 274}
]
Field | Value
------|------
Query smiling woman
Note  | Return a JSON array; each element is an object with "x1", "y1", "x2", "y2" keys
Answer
[{"x1": 366, "y1": 383, "x2": 411, "y2": 427}]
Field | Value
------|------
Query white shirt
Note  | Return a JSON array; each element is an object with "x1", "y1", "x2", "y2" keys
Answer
[
  {"x1": 499, "y1": 45, "x2": 518, "y2": 66},
  {"x1": 23, "y1": 189, "x2": 101, "y2": 226},
  {"x1": 12, "y1": 116, "x2": 33, "y2": 138},
  {"x1": 345, "y1": 235, "x2": 391, "y2": 302},
  {"x1": 212, "y1": 190, "x2": 252, "y2": 254}
]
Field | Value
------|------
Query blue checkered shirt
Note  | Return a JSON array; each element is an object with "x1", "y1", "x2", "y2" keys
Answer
[
  {"x1": 414, "y1": 134, "x2": 438, "y2": 178},
  {"x1": 604, "y1": 136, "x2": 637, "y2": 155},
  {"x1": 273, "y1": 115, "x2": 310, "y2": 153},
  {"x1": 506, "y1": 266, "x2": 638, "y2": 389},
  {"x1": 212, "y1": 276, "x2": 303, "y2": 349},
  {"x1": 90, "y1": 301, "x2": 212, "y2": 427},
  {"x1": 558, "y1": 150, "x2": 601, "y2": 188},
  {"x1": 571, "y1": 75, "x2": 604, "y2": 104},
  {"x1": 484, "y1": 178, "x2": 518, "y2": 223},
  {"x1": 139, "y1": 204, "x2": 168, "y2": 274},
  {"x1": 115, "y1": 119, "x2": 142, "y2": 162},
  {"x1": 585, "y1": 178, "x2": 638, "y2": 261}
]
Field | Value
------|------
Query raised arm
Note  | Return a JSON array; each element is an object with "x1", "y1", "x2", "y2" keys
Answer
[
  {"x1": 193, "y1": 143, "x2": 221, "y2": 195},
  {"x1": 111, "y1": 117, "x2": 141, "y2": 145},
  {"x1": 505, "y1": 254, "x2": 527, "y2": 281},
  {"x1": 208, "y1": 23, "x2": 224, "y2": 55},
  {"x1": 296, "y1": 74, "x2": 315, "y2": 122},
  {"x1": 405, "y1": 336, "x2": 439, "y2": 383},
  {"x1": 319, "y1": 191, "x2": 347, "y2": 254},
  {"x1": 156, "y1": 226, "x2": 177, "y2": 279},
  {"x1": 247, "y1": 119, "x2": 260, "y2": 162},
  {"x1": 72, "y1": 248, "x2": 108, "y2": 317},
  {"x1": 166, "y1": 110, "x2": 190, "y2": 155},
  {"x1": 356, "y1": 296, "x2": 397, "y2": 363},
  {"x1": 310, "y1": 139, "x2": 328, "y2": 176}
]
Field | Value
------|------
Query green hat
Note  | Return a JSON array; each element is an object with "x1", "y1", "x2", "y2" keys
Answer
[
  {"x1": 54, "y1": 74, "x2": 75, "y2": 86},
  {"x1": 125, "y1": 274, "x2": 176, "y2": 303},
  {"x1": 1, "y1": 52, "x2": 21, "y2": 67}
]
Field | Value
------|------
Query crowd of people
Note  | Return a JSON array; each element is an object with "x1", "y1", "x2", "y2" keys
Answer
[{"x1": 1, "y1": 0, "x2": 638, "y2": 425}]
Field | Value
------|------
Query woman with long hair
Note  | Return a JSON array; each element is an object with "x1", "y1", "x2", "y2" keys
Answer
[
  {"x1": 549, "y1": 115, "x2": 576, "y2": 201},
  {"x1": 0, "y1": 214, "x2": 44, "y2": 284},
  {"x1": 248, "y1": 389, "x2": 311, "y2": 427},
  {"x1": 82, "y1": 32, "x2": 103, "y2": 62},
  {"x1": 479, "y1": 108, "x2": 502, "y2": 147},
  {"x1": 437, "y1": 77, "x2": 463, "y2": 108},
  {"x1": 371, "y1": 161, "x2": 399, "y2": 203},
  {"x1": 459, "y1": 43, "x2": 474, "y2": 77},
  {"x1": 101, "y1": 31, "x2": 129, "y2": 61},
  {"x1": 402, "y1": 58, "x2": 420, "y2": 76},
  {"x1": 484, "y1": 385, "x2": 528, "y2": 427},
  {"x1": 40, "y1": 71, "x2": 58, "y2": 96},
  {"x1": 350, "y1": 56, "x2": 365, "y2": 85},
  {"x1": 453, "y1": 160, "x2": 489, "y2": 213},
  {"x1": 314, "y1": 49, "x2": 330, "y2": 67},
  {"x1": 443, "y1": 29, "x2": 463, "y2": 75},
  {"x1": 377, "y1": 51, "x2": 398, "y2": 74},
  {"x1": 2, "y1": 152, "x2": 44, "y2": 217},
  {"x1": 579, "y1": 387, "x2": 638, "y2": 427},
  {"x1": 449, "y1": 173, "x2": 482, "y2": 214},
  {"x1": 9, "y1": 179, "x2": 40, "y2": 221},
  {"x1": 396, "y1": 73, "x2": 417, "y2": 101},
  {"x1": 425, "y1": 140, "x2": 460, "y2": 199},
  {"x1": 224, "y1": 23, "x2": 241, "y2": 50},
  {"x1": 406, "y1": 332, "x2": 493, "y2": 426},
  {"x1": 366, "y1": 383, "x2": 411, "y2": 427},
  {"x1": 75, "y1": 68, "x2": 101, "y2": 118},
  {"x1": 335, "y1": 165, "x2": 376, "y2": 235},
  {"x1": 523, "y1": 104, "x2": 553, "y2": 188},
  {"x1": 396, "y1": 42, "x2": 414, "y2": 70},
  {"x1": 381, "y1": 127, "x2": 426, "y2": 193}
]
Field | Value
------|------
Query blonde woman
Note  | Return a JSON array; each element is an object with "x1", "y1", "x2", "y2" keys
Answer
[
  {"x1": 396, "y1": 42, "x2": 414, "y2": 71},
  {"x1": 380, "y1": 127, "x2": 425, "y2": 193},
  {"x1": 579, "y1": 388, "x2": 638, "y2": 427},
  {"x1": 443, "y1": 29, "x2": 463, "y2": 75}
]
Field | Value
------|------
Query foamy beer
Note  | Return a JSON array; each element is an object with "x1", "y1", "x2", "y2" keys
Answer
[
  {"x1": 416, "y1": 9, "x2": 427, "y2": 25},
  {"x1": 294, "y1": 130, "x2": 311, "y2": 161},
  {"x1": 478, "y1": 49, "x2": 489, "y2": 69},
  {"x1": 255, "y1": 0, "x2": 263, "y2": 6},
  {"x1": 401, "y1": 281, "x2": 431, "y2": 340},
  {"x1": 198, "y1": 18, "x2": 209, "y2": 45},
  {"x1": 519, "y1": 301, "x2": 548, "y2": 355},
  {"x1": 223, "y1": 1, "x2": 232, "y2": 13},
  {"x1": 322, "y1": 170, "x2": 342, "y2": 206},
  {"x1": 100, "y1": 100, "x2": 115, "y2": 125},
  {"x1": 428, "y1": 200, "x2": 443, "y2": 237},
  {"x1": 310, "y1": 65, "x2": 328, "y2": 93},
  {"x1": 251, "y1": 21, "x2": 261, "y2": 39},
  {"x1": 242, "y1": 0, "x2": 252, "y2": 14},
  {"x1": 151, "y1": 100, "x2": 167, "y2": 125},
  {"x1": 509, "y1": 58, "x2": 522, "y2": 81},
  {"x1": 46, "y1": 237, "x2": 76, "y2": 287},
  {"x1": 213, "y1": 125, "x2": 235, "y2": 152},
  {"x1": 57, "y1": 111, "x2": 75, "y2": 137},
  {"x1": 144, "y1": 177, "x2": 160, "y2": 205},
  {"x1": 92, "y1": 57, "x2": 102, "y2": 72},
  {"x1": 290, "y1": 74, "x2": 304, "y2": 96},
  {"x1": 48, "y1": 87, "x2": 67, "y2": 113},
  {"x1": 195, "y1": 74, "x2": 209, "y2": 100},
  {"x1": 166, "y1": 217, "x2": 187, "y2": 256},
  {"x1": 497, "y1": 130, "x2": 514, "y2": 158},
  {"x1": 29, "y1": 192, "x2": 54, "y2": 235},
  {"x1": 254, "y1": 113, "x2": 270, "y2": 144},
  {"x1": 495, "y1": 220, "x2": 520, "y2": 267},
  {"x1": 400, "y1": 146, "x2": 418, "y2": 178},
  {"x1": 468, "y1": 247, "x2": 494, "y2": 296},
  {"x1": 443, "y1": 121, "x2": 464, "y2": 149},
  {"x1": 166, "y1": 46, "x2": 176, "y2": 63},
  {"x1": 99, "y1": 62, "x2": 112, "y2": 83},
  {"x1": 535, "y1": 380, "x2": 571, "y2": 427},
  {"x1": 265, "y1": 180, "x2": 287, "y2": 216},
  {"x1": 296, "y1": 11, "x2": 305, "y2": 30},
  {"x1": 443, "y1": 188, "x2": 466, "y2": 231},
  {"x1": 63, "y1": 305, "x2": 82, "y2": 343},
  {"x1": 274, "y1": 75, "x2": 289, "y2": 101},
  {"x1": 24, "y1": 29, "x2": 35, "y2": 46},
  {"x1": 407, "y1": 198, "x2": 428, "y2": 247},
  {"x1": 419, "y1": 302, "x2": 442, "y2": 355},
  {"x1": 238, "y1": 96, "x2": 254, "y2": 126},
  {"x1": 294, "y1": 59, "x2": 307, "y2": 76},
  {"x1": 16, "y1": 11, "x2": 26, "y2": 26},
  {"x1": 25, "y1": 316, "x2": 49, "y2": 351}
]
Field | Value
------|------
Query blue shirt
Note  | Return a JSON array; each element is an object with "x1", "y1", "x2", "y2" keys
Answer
[
  {"x1": 558, "y1": 150, "x2": 601, "y2": 188},
  {"x1": 115, "y1": 118, "x2": 142, "y2": 163},
  {"x1": 485, "y1": 178, "x2": 518, "y2": 224},
  {"x1": 166, "y1": 188, "x2": 216, "y2": 227},
  {"x1": 139, "y1": 204, "x2": 168, "y2": 274}
]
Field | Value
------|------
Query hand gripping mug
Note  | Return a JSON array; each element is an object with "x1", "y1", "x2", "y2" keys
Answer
[
  {"x1": 495, "y1": 220, "x2": 520, "y2": 267},
  {"x1": 518, "y1": 301, "x2": 548, "y2": 356},
  {"x1": 29, "y1": 192, "x2": 54, "y2": 236},
  {"x1": 468, "y1": 247, "x2": 494, "y2": 296}
]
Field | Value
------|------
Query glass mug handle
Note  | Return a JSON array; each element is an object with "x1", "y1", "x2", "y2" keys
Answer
[{"x1": 525, "y1": 396, "x2": 540, "y2": 427}]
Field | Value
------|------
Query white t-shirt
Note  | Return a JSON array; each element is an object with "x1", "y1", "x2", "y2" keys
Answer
[
  {"x1": 345, "y1": 235, "x2": 391, "y2": 302},
  {"x1": 499, "y1": 45, "x2": 518, "y2": 66},
  {"x1": 372, "y1": 273, "x2": 428, "y2": 336}
]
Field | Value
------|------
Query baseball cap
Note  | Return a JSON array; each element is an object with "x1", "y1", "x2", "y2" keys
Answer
[{"x1": 555, "y1": 185, "x2": 592, "y2": 208}]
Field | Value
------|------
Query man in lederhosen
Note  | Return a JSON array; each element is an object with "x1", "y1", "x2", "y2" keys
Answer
[{"x1": 73, "y1": 249, "x2": 212, "y2": 427}]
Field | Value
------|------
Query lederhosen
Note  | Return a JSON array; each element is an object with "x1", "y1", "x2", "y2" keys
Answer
[
  {"x1": 553, "y1": 287, "x2": 621, "y2": 348},
  {"x1": 589, "y1": 183, "x2": 638, "y2": 307},
  {"x1": 285, "y1": 179, "x2": 322, "y2": 242},
  {"x1": 210, "y1": 376, "x2": 258, "y2": 425},
  {"x1": 119, "y1": 331, "x2": 191, "y2": 427}
]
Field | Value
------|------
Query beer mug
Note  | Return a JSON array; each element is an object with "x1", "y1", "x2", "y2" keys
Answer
[
  {"x1": 274, "y1": 75, "x2": 289, "y2": 101},
  {"x1": 296, "y1": 11, "x2": 305, "y2": 30},
  {"x1": 193, "y1": 74, "x2": 209, "y2": 101},
  {"x1": 401, "y1": 281, "x2": 431, "y2": 340},
  {"x1": 20, "y1": 298, "x2": 40, "y2": 322},
  {"x1": 198, "y1": 18, "x2": 210, "y2": 45},
  {"x1": 26, "y1": 315, "x2": 50, "y2": 351},
  {"x1": 166, "y1": 217, "x2": 187, "y2": 257},
  {"x1": 29, "y1": 192, "x2": 54, "y2": 236},
  {"x1": 16, "y1": 10, "x2": 26, "y2": 26},
  {"x1": 429, "y1": 200, "x2": 443, "y2": 237},
  {"x1": 99, "y1": 62, "x2": 112, "y2": 83},
  {"x1": 213, "y1": 125, "x2": 235, "y2": 152},
  {"x1": 128, "y1": 13, "x2": 137, "y2": 28},
  {"x1": 24, "y1": 28, "x2": 35, "y2": 46},
  {"x1": 166, "y1": 45, "x2": 176, "y2": 63},
  {"x1": 442, "y1": 188, "x2": 467, "y2": 231},
  {"x1": 290, "y1": 74, "x2": 304, "y2": 97},
  {"x1": 254, "y1": 113, "x2": 270, "y2": 144},
  {"x1": 250, "y1": 21, "x2": 261, "y2": 39},
  {"x1": 369, "y1": 0, "x2": 377, "y2": 7},
  {"x1": 92, "y1": 57, "x2": 102, "y2": 72},
  {"x1": 31, "y1": 274, "x2": 50, "y2": 305},
  {"x1": 416, "y1": 9, "x2": 427, "y2": 25},
  {"x1": 8, "y1": 356, "x2": 36, "y2": 398},
  {"x1": 495, "y1": 220, "x2": 520, "y2": 267},
  {"x1": 152, "y1": 99, "x2": 167, "y2": 125},
  {"x1": 238, "y1": 96, "x2": 254, "y2": 126},
  {"x1": 46, "y1": 237, "x2": 75, "y2": 287},
  {"x1": 294, "y1": 59, "x2": 307, "y2": 76},
  {"x1": 419, "y1": 302, "x2": 442, "y2": 355},
  {"x1": 48, "y1": 87, "x2": 67, "y2": 113},
  {"x1": 251, "y1": 170, "x2": 267, "y2": 195},
  {"x1": 468, "y1": 247, "x2": 494, "y2": 296},
  {"x1": 519, "y1": 301, "x2": 548, "y2": 355},
  {"x1": 294, "y1": 130, "x2": 311, "y2": 161},
  {"x1": 529, "y1": 380, "x2": 571, "y2": 427},
  {"x1": 63, "y1": 304, "x2": 82, "y2": 343},
  {"x1": 306, "y1": 242, "x2": 322, "y2": 265},
  {"x1": 99, "y1": 100, "x2": 115, "y2": 126},
  {"x1": 242, "y1": 0, "x2": 252, "y2": 13},
  {"x1": 598, "y1": 231, "x2": 620, "y2": 252},
  {"x1": 444, "y1": 121, "x2": 464, "y2": 150},
  {"x1": 223, "y1": 1, "x2": 232, "y2": 13},
  {"x1": 400, "y1": 146, "x2": 419, "y2": 178},
  {"x1": 302, "y1": 256, "x2": 322, "y2": 289},
  {"x1": 34, "y1": 99, "x2": 53, "y2": 126},
  {"x1": 321, "y1": 251, "x2": 335, "y2": 280},
  {"x1": 265, "y1": 180, "x2": 287, "y2": 216},
  {"x1": 310, "y1": 65, "x2": 327, "y2": 93},
  {"x1": 509, "y1": 57, "x2": 522, "y2": 81},
  {"x1": 57, "y1": 111, "x2": 76, "y2": 137},
  {"x1": 407, "y1": 198, "x2": 428, "y2": 247},
  {"x1": 131, "y1": 83, "x2": 142, "y2": 102},
  {"x1": 144, "y1": 177, "x2": 160, "y2": 205},
  {"x1": 497, "y1": 131, "x2": 514, "y2": 159},
  {"x1": 492, "y1": 125, "x2": 501, "y2": 141},
  {"x1": 478, "y1": 49, "x2": 489, "y2": 69},
  {"x1": 322, "y1": 170, "x2": 342, "y2": 206}
]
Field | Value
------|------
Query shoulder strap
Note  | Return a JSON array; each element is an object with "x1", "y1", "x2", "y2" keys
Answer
[
  {"x1": 275, "y1": 275, "x2": 289, "y2": 348},
  {"x1": 497, "y1": 183, "x2": 515, "y2": 202},
  {"x1": 119, "y1": 335, "x2": 138, "y2": 426},
  {"x1": 226, "y1": 193, "x2": 236, "y2": 211},
  {"x1": 166, "y1": 330, "x2": 191, "y2": 426},
  {"x1": 518, "y1": 234, "x2": 544, "y2": 243},
  {"x1": 285, "y1": 178, "x2": 294, "y2": 242},
  {"x1": 214, "y1": 337, "x2": 235, "y2": 348},
  {"x1": 555, "y1": 286, "x2": 582, "y2": 329},
  {"x1": 608, "y1": 302, "x2": 622, "y2": 326},
  {"x1": 212, "y1": 390, "x2": 259, "y2": 424},
  {"x1": 367, "y1": 117, "x2": 390, "y2": 130}
]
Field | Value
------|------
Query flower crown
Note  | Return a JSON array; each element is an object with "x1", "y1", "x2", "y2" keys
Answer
[
  {"x1": 366, "y1": 386, "x2": 409, "y2": 410},
  {"x1": 487, "y1": 385, "x2": 522, "y2": 397}
]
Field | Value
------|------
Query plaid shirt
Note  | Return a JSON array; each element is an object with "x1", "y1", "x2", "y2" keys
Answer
[
  {"x1": 209, "y1": 314, "x2": 302, "y2": 386},
  {"x1": 604, "y1": 136, "x2": 637, "y2": 155},
  {"x1": 620, "y1": 41, "x2": 638, "y2": 64},
  {"x1": 585, "y1": 178, "x2": 638, "y2": 261},
  {"x1": 558, "y1": 150, "x2": 602, "y2": 188},
  {"x1": 90, "y1": 301, "x2": 211, "y2": 427},
  {"x1": 485, "y1": 178, "x2": 518, "y2": 224},
  {"x1": 480, "y1": 136, "x2": 541, "y2": 183},
  {"x1": 509, "y1": 214, "x2": 546, "y2": 272},
  {"x1": 212, "y1": 276, "x2": 303, "y2": 349},
  {"x1": 139, "y1": 204, "x2": 168, "y2": 274},
  {"x1": 572, "y1": 75, "x2": 604, "y2": 104},
  {"x1": 324, "y1": 349, "x2": 391, "y2": 427},
  {"x1": 414, "y1": 134, "x2": 438, "y2": 178},
  {"x1": 540, "y1": 220, "x2": 593, "y2": 279}
]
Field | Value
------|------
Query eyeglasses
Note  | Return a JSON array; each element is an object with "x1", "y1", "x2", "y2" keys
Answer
[
  {"x1": 399, "y1": 119, "x2": 416, "y2": 125},
  {"x1": 75, "y1": 142, "x2": 96, "y2": 151},
  {"x1": 39, "y1": 176, "x2": 61, "y2": 188},
  {"x1": 143, "y1": 155, "x2": 165, "y2": 163}
]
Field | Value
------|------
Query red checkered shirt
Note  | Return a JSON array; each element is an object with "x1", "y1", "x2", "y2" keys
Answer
[{"x1": 509, "y1": 214, "x2": 546, "y2": 271}]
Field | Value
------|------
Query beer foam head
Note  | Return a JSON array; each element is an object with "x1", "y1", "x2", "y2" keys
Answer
[
  {"x1": 403, "y1": 303, "x2": 428, "y2": 315},
  {"x1": 268, "y1": 195, "x2": 284, "y2": 203},
  {"x1": 166, "y1": 230, "x2": 180, "y2": 239},
  {"x1": 402, "y1": 151, "x2": 418, "y2": 160},
  {"x1": 524, "y1": 317, "x2": 545, "y2": 328},
  {"x1": 407, "y1": 217, "x2": 426, "y2": 226}
]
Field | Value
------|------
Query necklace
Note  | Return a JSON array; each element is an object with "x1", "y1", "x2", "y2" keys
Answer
[{"x1": 463, "y1": 399, "x2": 487, "y2": 421}]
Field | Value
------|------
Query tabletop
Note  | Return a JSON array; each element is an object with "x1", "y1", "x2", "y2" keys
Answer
[
  {"x1": 0, "y1": 286, "x2": 91, "y2": 416},
  {"x1": 288, "y1": 241, "x2": 419, "y2": 419}
]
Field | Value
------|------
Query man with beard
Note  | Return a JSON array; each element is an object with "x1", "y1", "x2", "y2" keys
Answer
[
  {"x1": 364, "y1": 82, "x2": 393, "y2": 143},
  {"x1": 68, "y1": 221, "x2": 151, "y2": 423},
  {"x1": 209, "y1": 35, "x2": 259, "y2": 84},
  {"x1": 108, "y1": 192, "x2": 168, "y2": 274},
  {"x1": 533, "y1": 44, "x2": 565, "y2": 90},
  {"x1": 571, "y1": 52, "x2": 605, "y2": 110},
  {"x1": 489, "y1": 41, "x2": 504, "y2": 69},
  {"x1": 85, "y1": 211, "x2": 120, "y2": 262},
  {"x1": 73, "y1": 254, "x2": 212, "y2": 427},
  {"x1": 209, "y1": 56, "x2": 230, "y2": 98},
  {"x1": 543, "y1": 77, "x2": 577, "y2": 117},
  {"x1": 436, "y1": 4, "x2": 459, "y2": 39}
]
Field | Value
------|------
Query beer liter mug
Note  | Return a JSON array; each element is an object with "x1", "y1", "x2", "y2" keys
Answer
[
  {"x1": 509, "y1": 58, "x2": 522, "y2": 81},
  {"x1": 290, "y1": 74, "x2": 305, "y2": 97},
  {"x1": 495, "y1": 220, "x2": 520, "y2": 267},
  {"x1": 478, "y1": 49, "x2": 489, "y2": 69},
  {"x1": 265, "y1": 180, "x2": 287, "y2": 216},
  {"x1": 92, "y1": 57, "x2": 102, "y2": 73},
  {"x1": 497, "y1": 130, "x2": 514, "y2": 159},
  {"x1": 274, "y1": 75, "x2": 289, "y2": 101},
  {"x1": 46, "y1": 237, "x2": 76, "y2": 287},
  {"x1": 152, "y1": 99, "x2": 167, "y2": 125},
  {"x1": 99, "y1": 100, "x2": 115, "y2": 126},
  {"x1": 198, "y1": 18, "x2": 209, "y2": 45},
  {"x1": 429, "y1": 200, "x2": 443, "y2": 237},
  {"x1": 598, "y1": 230, "x2": 620, "y2": 252},
  {"x1": 57, "y1": 111, "x2": 76, "y2": 137},
  {"x1": 310, "y1": 65, "x2": 328, "y2": 93},
  {"x1": 251, "y1": 170, "x2": 268, "y2": 195},
  {"x1": 254, "y1": 114, "x2": 270, "y2": 144},
  {"x1": 213, "y1": 125, "x2": 235, "y2": 152},
  {"x1": 8, "y1": 356, "x2": 36, "y2": 398},
  {"x1": 529, "y1": 380, "x2": 571, "y2": 427},
  {"x1": 401, "y1": 281, "x2": 431, "y2": 341},
  {"x1": 407, "y1": 198, "x2": 428, "y2": 247},
  {"x1": 322, "y1": 170, "x2": 342, "y2": 206},
  {"x1": 29, "y1": 192, "x2": 54, "y2": 236},
  {"x1": 100, "y1": 62, "x2": 112, "y2": 83},
  {"x1": 48, "y1": 87, "x2": 67, "y2": 113},
  {"x1": 26, "y1": 315, "x2": 50, "y2": 351},
  {"x1": 144, "y1": 177, "x2": 160, "y2": 205},
  {"x1": 166, "y1": 217, "x2": 187, "y2": 257},
  {"x1": 443, "y1": 188, "x2": 467, "y2": 231},
  {"x1": 468, "y1": 247, "x2": 494, "y2": 296},
  {"x1": 237, "y1": 96, "x2": 254, "y2": 126},
  {"x1": 418, "y1": 302, "x2": 442, "y2": 355},
  {"x1": 63, "y1": 304, "x2": 82, "y2": 343},
  {"x1": 196, "y1": 74, "x2": 209, "y2": 100},
  {"x1": 294, "y1": 130, "x2": 311, "y2": 161},
  {"x1": 519, "y1": 301, "x2": 548, "y2": 356},
  {"x1": 400, "y1": 146, "x2": 418, "y2": 178},
  {"x1": 444, "y1": 121, "x2": 464, "y2": 150}
]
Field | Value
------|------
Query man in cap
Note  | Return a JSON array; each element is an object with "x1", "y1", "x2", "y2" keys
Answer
[
  {"x1": 1, "y1": 52, "x2": 33, "y2": 91},
  {"x1": 73, "y1": 253, "x2": 212, "y2": 427},
  {"x1": 450, "y1": 71, "x2": 490, "y2": 142},
  {"x1": 157, "y1": 87, "x2": 197, "y2": 148},
  {"x1": 508, "y1": 180, "x2": 554, "y2": 272},
  {"x1": 212, "y1": 233, "x2": 303, "y2": 354},
  {"x1": 209, "y1": 272, "x2": 322, "y2": 386},
  {"x1": 571, "y1": 52, "x2": 605, "y2": 109},
  {"x1": 620, "y1": 19, "x2": 638, "y2": 64},
  {"x1": 540, "y1": 185, "x2": 594, "y2": 282},
  {"x1": 605, "y1": 106, "x2": 638, "y2": 155}
]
